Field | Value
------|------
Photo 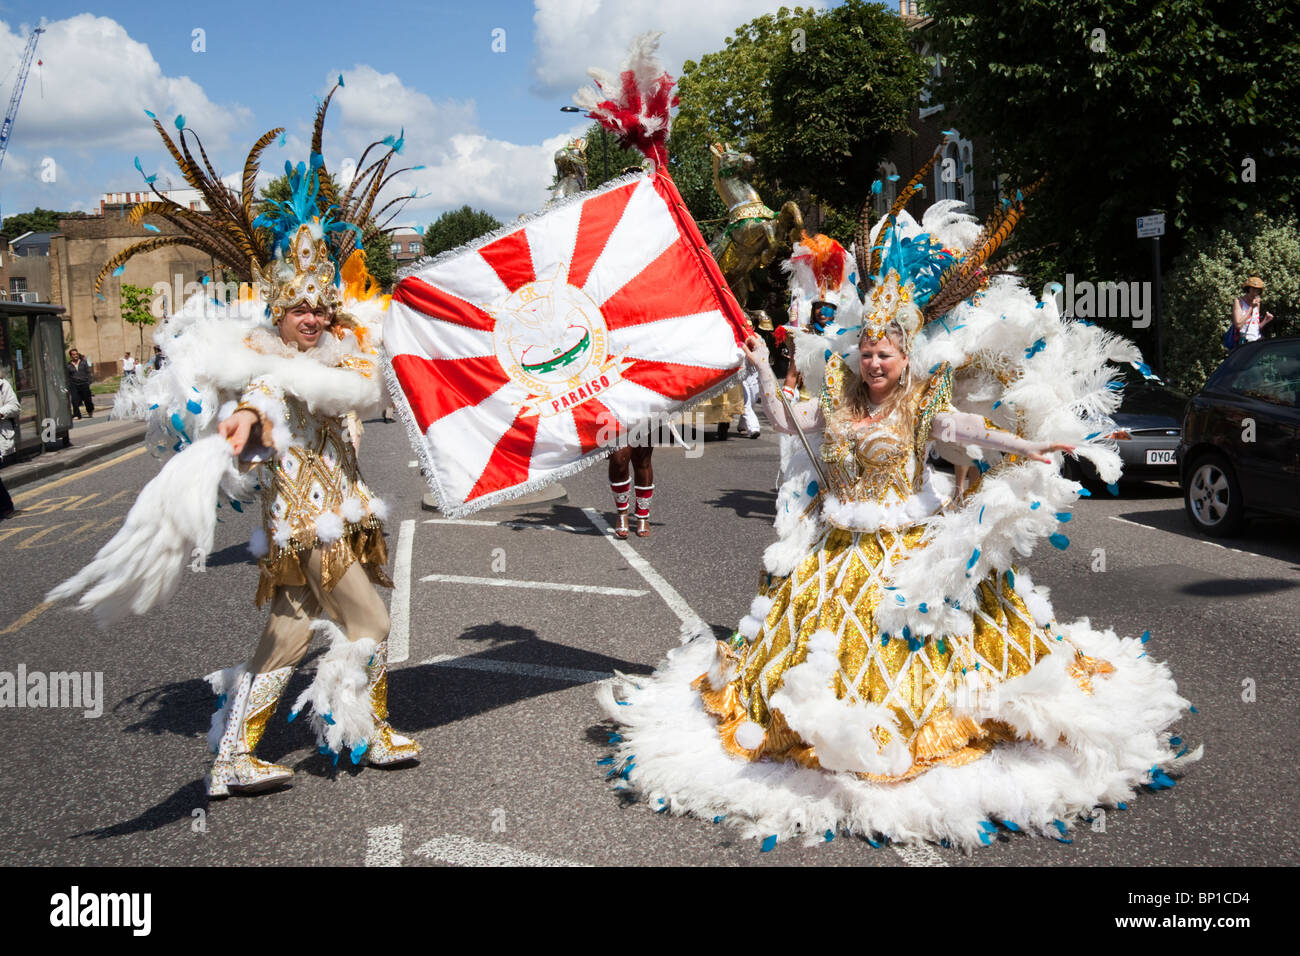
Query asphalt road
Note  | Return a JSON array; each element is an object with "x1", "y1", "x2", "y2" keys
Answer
[{"x1": 1, "y1": 414, "x2": 1296, "y2": 867}]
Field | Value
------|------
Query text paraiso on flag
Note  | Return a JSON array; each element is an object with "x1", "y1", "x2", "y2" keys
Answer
[{"x1": 385, "y1": 170, "x2": 748, "y2": 517}]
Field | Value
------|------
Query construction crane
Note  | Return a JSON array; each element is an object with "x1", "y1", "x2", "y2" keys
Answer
[{"x1": 0, "y1": 26, "x2": 45, "y2": 224}]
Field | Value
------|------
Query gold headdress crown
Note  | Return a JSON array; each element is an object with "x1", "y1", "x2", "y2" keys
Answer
[
  {"x1": 252, "y1": 223, "x2": 341, "y2": 322},
  {"x1": 864, "y1": 271, "x2": 922, "y2": 351}
]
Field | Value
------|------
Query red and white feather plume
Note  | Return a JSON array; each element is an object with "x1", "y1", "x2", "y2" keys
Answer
[{"x1": 573, "y1": 32, "x2": 679, "y2": 170}]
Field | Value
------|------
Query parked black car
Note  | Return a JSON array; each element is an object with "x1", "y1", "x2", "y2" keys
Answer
[
  {"x1": 1179, "y1": 337, "x2": 1300, "y2": 536},
  {"x1": 1063, "y1": 365, "x2": 1185, "y2": 484}
]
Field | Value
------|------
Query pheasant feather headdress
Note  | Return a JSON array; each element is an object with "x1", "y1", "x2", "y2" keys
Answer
[
  {"x1": 96, "y1": 79, "x2": 422, "y2": 321},
  {"x1": 851, "y1": 134, "x2": 1044, "y2": 350}
]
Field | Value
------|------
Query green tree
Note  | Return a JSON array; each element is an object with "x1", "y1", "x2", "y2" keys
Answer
[
  {"x1": 422, "y1": 206, "x2": 502, "y2": 258},
  {"x1": 671, "y1": 5, "x2": 818, "y2": 225},
  {"x1": 119, "y1": 283, "x2": 155, "y2": 356},
  {"x1": 764, "y1": 0, "x2": 929, "y2": 213},
  {"x1": 669, "y1": 2, "x2": 926, "y2": 240},
  {"x1": 1163, "y1": 213, "x2": 1300, "y2": 392},
  {"x1": 2, "y1": 207, "x2": 88, "y2": 236},
  {"x1": 926, "y1": 0, "x2": 1300, "y2": 310},
  {"x1": 259, "y1": 172, "x2": 399, "y2": 291}
]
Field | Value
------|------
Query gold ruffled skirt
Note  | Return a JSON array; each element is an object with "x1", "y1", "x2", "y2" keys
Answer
[
  {"x1": 697, "y1": 526, "x2": 1112, "y2": 781},
  {"x1": 255, "y1": 518, "x2": 393, "y2": 607}
]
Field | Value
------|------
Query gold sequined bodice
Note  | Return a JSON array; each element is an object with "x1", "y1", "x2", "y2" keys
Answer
[
  {"x1": 262, "y1": 397, "x2": 378, "y2": 550},
  {"x1": 821, "y1": 409, "x2": 917, "y2": 503},
  {"x1": 817, "y1": 357, "x2": 953, "y2": 505}
]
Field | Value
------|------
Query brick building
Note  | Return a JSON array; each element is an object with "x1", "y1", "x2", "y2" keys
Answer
[{"x1": 49, "y1": 217, "x2": 213, "y2": 378}]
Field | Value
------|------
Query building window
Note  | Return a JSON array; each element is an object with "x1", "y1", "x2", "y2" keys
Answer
[
  {"x1": 10, "y1": 277, "x2": 27, "y2": 294},
  {"x1": 934, "y1": 131, "x2": 974, "y2": 208},
  {"x1": 408, "y1": 241, "x2": 419, "y2": 253},
  {"x1": 919, "y1": 50, "x2": 944, "y2": 119},
  {"x1": 874, "y1": 161, "x2": 900, "y2": 217},
  {"x1": 390, "y1": 243, "x2": 401, "y2": 256}
]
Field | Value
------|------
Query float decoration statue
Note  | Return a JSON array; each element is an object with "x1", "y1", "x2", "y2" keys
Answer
[
  {"x1": 707, "y1": 142, "x2": 804, "y2": 308},
  {"x1": 549, "y1": 138, "x2": 588, "y2": 203}
]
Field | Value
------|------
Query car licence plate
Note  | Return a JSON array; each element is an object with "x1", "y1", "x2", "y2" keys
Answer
[{"x1": 1146, "y1": 449, "x2": 1176, "y2": 465}]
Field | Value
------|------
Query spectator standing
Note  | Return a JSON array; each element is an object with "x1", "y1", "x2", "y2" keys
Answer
[
  {"x1": 122, "y1": 352, "x2": 137, "y2": 380},
  {"x1": 1231, "y1": 276, "x2": 1274, "y2": 348},
  {"x1": 67, "y1": 349, "x2": 95, "y2": 419},
  {"x1": 152, "y1": 345, "x2": 166, "y2": 371},
  {"x1": 1, "y1": 373, "x2": 19, "y2": 518}
]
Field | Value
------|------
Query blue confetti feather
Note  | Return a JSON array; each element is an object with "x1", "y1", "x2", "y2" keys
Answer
[
  {"x1": 760, "y1": 835, "x2": 777, "y2": 853},
  {"x1": 1049, "y1": 533, "x2": 1069, "y2": 550}
]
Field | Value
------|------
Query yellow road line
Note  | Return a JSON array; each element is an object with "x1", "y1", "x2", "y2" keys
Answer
[
  {"x1": 12, "y1": 447, "x2": 146, "y2": 504},
  {"x1": 0, "y1": 601, "x2": 52, "y2": 634}
]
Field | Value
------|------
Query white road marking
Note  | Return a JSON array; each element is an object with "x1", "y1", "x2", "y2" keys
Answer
[
  {"x1": 423, "y1": 517, "x2": 582, "y2": 533},
  {"x1": 581, "y1": 507, "x2": 706, "y2": 630},
  {"x1": 1107, "y1": 515, "x2": 1248, "y2": 554},
  {"x1": 421, "y1": 653, "x2": 613, "y2": 684},
  {"x1": 408, "y1": 460, "x2": 417, "y2": 467},
  {"x1": 420, "y1": 573, "x2": 646, "y2": 597},
  {"x1": 365, "y1": 824, "x2": 404, "y2": 866},
  {"x1": 389, "y1": 520, "x2": 415, "y2": 664},
  {"x1": 891, "y1": 843, "x2": 948, "y2": 867},
  {"x1": 414, "y1": 834, "x2": 589, "y2": 867}
]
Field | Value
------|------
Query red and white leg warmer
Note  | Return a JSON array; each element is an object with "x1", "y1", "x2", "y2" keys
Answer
[
  {"x1": 611, "y1": 478, "x2": 632, "y2": 514},
  {"x1": 634, "y1": 484, "x2": 654, "y2": 520}
]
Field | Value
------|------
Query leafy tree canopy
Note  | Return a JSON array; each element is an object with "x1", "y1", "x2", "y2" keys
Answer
[
  {"x1": 927, "y1": 0, "x2": 1300, "y2": 287},
  {"x1": 670, "y1": 1, "x2": 926, "y2": 237},
  {"x1": 422, "y1": 205, "x2": 502, "y2": 258},
  {"x1": 3, "y1": 207, "x2": 89, "y2": 237}
]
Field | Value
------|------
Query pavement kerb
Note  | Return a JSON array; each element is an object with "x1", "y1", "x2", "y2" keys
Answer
[{"x1": 4, "y1": 423, "x2": 147, "y2": 491}]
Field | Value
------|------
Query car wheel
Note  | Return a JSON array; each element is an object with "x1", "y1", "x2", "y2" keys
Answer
[{"x1": 1184, "y1": 452, "x2": 1244, "y2": 537}]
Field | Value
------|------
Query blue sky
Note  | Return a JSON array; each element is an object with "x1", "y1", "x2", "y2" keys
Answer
[{"x1": 0, "y1": 1, "x2": 841, "y2": 228}]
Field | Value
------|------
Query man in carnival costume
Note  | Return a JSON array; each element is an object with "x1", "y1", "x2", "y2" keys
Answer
[{"x1": 48, "y1": 86, "x2": 422, "y2": 796}]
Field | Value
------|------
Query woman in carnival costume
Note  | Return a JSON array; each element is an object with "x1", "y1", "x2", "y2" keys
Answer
[
  {"x1": 48, "y1": 85, "x2": 423, "y2": 796},
  {"x1": 599, "y1": 150, "x2": 1201, "y2": 850}
]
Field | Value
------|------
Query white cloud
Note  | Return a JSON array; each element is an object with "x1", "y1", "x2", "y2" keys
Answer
[
  {"x1": 530, "y1": 0, "x2": 827, "y2": 96},
  {"x1": 314, "y1": 66, "x2": 588, "y2": 229},
  {"x1": 0, "y1": 14, "x2": 247, "y2": 152}
]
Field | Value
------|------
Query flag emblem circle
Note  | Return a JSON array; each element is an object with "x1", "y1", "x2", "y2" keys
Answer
[{"x1": 490, "y1": 266, "x2": 626, "y2": 418}]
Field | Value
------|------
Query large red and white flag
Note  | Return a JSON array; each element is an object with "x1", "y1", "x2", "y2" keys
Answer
[{"x1": 385, "y1": 170, "x2": 747, "y2": 516}]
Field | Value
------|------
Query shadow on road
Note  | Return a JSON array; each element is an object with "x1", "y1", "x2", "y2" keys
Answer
[
  {"x1": 1075, "y1": 479, "x2": 1182, "y2": 501},
  {"x1": 1177, "y1": 577, "x2": 1298, "y2": 598},
  {"x1": 204, "y1": 541, "x2": 258, "y2": 568},
  {"x1": 704, "y1": 487, "x2": 776, "y2": 521},
  {"x1": 71, "y1": 778, "x2": 210, "y2": 840},
  {"x1": 492, "y1": 504, "x2": 604, "y2": 536},
  {"x1": 1118, "y1": 505, "x2": 1300, "y2": 563}
]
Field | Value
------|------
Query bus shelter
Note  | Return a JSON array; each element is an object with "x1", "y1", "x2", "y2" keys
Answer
[{"x1": 0, "y1": 301, "x2": 71, "y2": 460}]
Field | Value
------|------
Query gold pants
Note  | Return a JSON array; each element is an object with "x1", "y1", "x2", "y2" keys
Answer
[{"x1": 246, "y1": 548, "x2": 390, "y2": 674}]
